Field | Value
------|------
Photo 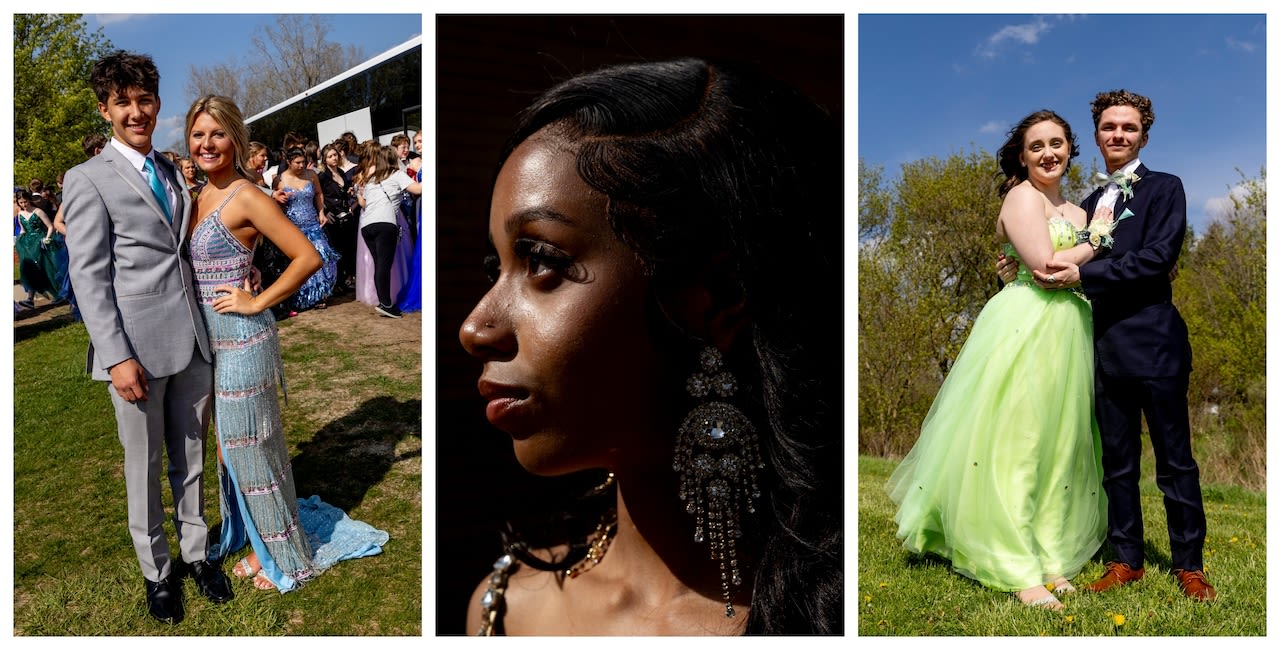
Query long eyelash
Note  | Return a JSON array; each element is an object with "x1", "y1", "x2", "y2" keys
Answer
[{"x1": 513, "y1": 238, "x2": 574, "y2": 272}]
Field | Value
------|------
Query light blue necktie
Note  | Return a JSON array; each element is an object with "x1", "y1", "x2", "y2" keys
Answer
[{"x1": 143, "y1": 157, "x2": 172, "y2": 222}]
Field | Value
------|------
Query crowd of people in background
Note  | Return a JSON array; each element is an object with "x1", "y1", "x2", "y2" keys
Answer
[{"x1": 15, "y1": 127, "x2": 423, "y2": 320}]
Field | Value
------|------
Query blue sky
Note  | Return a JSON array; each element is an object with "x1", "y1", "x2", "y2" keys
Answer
[
  {"x1": 80, "y1": 13, "x2": 422, "y2": 152},
  {"x1": 858, "y1": 13, "x2": 1267, "y2": 233}
]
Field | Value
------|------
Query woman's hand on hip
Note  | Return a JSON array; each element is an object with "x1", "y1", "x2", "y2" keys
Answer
[{"x1": 212, "y1": 285, "x2": 262, "y2": 315}]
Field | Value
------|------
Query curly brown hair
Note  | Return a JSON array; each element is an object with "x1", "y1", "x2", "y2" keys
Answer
[{"x1": 1091, "y1": 89, "x2": 1155, "y2": 134}]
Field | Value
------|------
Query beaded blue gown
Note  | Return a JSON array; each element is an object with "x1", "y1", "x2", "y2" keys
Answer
[
  {"x1": 886, "y1": 217, "x2": 1107, "y2": 592},
  {"x1": 191, "y1": 184, "x2": 388, "y2": 593},
  {"x1": 282, "y1": 183, "x2": 339, "y2": 310}
]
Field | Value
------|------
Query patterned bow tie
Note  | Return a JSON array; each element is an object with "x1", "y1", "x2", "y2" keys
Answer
[{"x1": 1095, "y1": 169, "x2": 1140, "y2": 200}]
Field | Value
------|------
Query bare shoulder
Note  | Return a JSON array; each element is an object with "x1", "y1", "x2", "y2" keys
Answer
[
  {"x1": 464, "y1": 572, "x2": 490, "y2": 635},
  {"x1": 501, "y1": 556, "x2": 564, "y2": 634},
  {"x1": 234, "y1": 181, "x2": 282, "y2": 212},
  {"x1": 466, "y1": 548, "x2": 571, "y2": 635},
  {"x1": 1003, "y1": 181, "x2": 1038, "y2": 202},
  {"x1": 465, "y1": 553, "x2": 564, "y2": 635}
]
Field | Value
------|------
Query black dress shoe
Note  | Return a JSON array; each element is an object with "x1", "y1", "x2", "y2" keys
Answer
[
  {"x1": 144, "y1": 576, "x2": 184, "y2": 624},
  {"x1": 185, "y1": 559, "x2": 234, "y2": 604}
]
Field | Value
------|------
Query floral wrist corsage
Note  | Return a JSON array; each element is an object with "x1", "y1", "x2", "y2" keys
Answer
[{"x1": 1074, "y1": 207, "x2": 1133, "y2": 252}]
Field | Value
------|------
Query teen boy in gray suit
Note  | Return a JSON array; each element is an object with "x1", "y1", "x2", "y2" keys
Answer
[{"x1": 62, "y1": 50, "x2": 232, "y2": 624}]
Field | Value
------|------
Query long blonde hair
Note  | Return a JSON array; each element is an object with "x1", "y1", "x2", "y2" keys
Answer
[{"x1": 185, "y1": 95, "x2": 251, "y2": 179}]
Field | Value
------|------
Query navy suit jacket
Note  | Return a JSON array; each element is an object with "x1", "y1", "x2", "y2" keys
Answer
[{"x1": 1079, "y1": 163, "x2": 1192, "y2": 378}]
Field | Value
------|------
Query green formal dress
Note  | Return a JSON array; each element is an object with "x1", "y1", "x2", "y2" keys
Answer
[{"x1": 887, "y1": 217, "x2": 1107, "y2": 591}]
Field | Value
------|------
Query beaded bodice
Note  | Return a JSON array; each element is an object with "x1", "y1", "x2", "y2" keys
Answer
[
  {"x1": 189, "y1": 184, "x2": 253, "y2": 305},
  {"x1": 282, "y1": 182, "x2": 318, "y2": 228}
]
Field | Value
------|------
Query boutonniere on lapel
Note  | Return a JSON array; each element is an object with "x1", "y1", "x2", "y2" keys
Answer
[
  {"x1": 1076, "y1": 205, "x2": 1134, "y2": 251},
  {"x1": 1096, "y1": 170, "x2": 1142, "y2": 200}
]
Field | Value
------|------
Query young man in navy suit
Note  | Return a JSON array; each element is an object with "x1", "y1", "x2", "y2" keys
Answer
[{"x1": 1003, "y1": 89, "x2": 1215, "y2": 601}]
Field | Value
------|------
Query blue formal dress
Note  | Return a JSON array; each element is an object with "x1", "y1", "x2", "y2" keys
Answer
[
  {"x1": 190, "y1": 183, "x2": 388, "y2": 592},
  {"x1": 281, "y1": 183, "x2": 339, "y2": 310}
]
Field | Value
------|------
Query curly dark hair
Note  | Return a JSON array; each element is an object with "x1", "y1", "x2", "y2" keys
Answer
[
  {"x1": 996, "y1": 109, "x2": 1079, "y2": 197},
  {"x1": 1090, "y1": 89, "x2": 1155, "y2": 134},
  {"x1": 492, "y1": 58, "x2": 843, "y2": 635},
  {"x1": 89, "y1": 50, "x2": 159, "y2": 103}
]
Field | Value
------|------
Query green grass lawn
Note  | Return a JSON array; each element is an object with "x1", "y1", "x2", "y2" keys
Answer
[
  {"x1": 857, "y1": 455, "x2": 1265, "y2": 636},
  {"x1": 12, "y1": 304, "x2": 421, "y2": 635}
]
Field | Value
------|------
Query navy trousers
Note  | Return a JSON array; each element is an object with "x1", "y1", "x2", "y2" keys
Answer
[{"x1": 1094, "y1": 371, "x2": 1206, "y2": 571}]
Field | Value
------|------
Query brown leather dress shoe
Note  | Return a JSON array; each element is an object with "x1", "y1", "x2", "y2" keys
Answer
[
  {"x1": 1173, "y1": 569, "x2": 1217, "y2": 601},
  {"x1": 1085, "y1": 561, "x2": 1145, "y2": 592}
]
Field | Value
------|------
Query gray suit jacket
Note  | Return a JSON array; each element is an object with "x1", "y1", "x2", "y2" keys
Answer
[{"x1": 62, "y1": 146, "x2": 211, "y2": 380}]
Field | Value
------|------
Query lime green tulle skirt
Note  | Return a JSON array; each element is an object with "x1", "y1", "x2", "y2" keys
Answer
[{"x1": 886, "y1": 281, "x2": 1107, "y2": 591}]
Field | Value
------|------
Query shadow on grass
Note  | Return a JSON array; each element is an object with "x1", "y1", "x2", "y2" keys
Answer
[
  {"x1": 290, "y1": 395, "x2": 423, "y2": 512},
  {"x1": 897, "y1": 539, "x2": 1174, "y2": 583},
  {"x1": 13, "y1": 306, "x2": 76, "y2": 342}
]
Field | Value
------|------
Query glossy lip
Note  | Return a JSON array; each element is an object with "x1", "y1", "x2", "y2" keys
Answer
[{"x1": 477, "y1": 378, "x2": 533, "y2": 433}]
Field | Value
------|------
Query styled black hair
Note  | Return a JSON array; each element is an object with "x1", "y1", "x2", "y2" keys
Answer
[
  {"x1": 495, "y1": 58, "x2": 843, "y2": 635},
  {"x1": 90, "y1": 50, "x2": 160, "y2": 104}
]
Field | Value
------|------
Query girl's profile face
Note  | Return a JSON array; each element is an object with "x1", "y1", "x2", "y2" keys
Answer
[{"x1": 459, "y1": 132, "x2": 675, "y2": 475}]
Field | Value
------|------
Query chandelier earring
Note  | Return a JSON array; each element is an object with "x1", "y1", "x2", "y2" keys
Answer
[{"x1": 673, "y1": 346, "x2": 764, "y2": 618}]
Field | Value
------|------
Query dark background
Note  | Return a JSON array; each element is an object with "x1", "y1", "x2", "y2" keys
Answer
[{"x1": 434, "y1": 14, "x2": 844, "y2": 634}]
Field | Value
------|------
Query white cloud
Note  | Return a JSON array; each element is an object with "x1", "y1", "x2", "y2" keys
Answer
[
  {"x1": 979, "y1": 121, "x2": 1004, "y2": 135},
  {"x1": 977, "y1": 17, "x2": 1051, "y2": 59},
  {"x1": 93, "y1": 15, "x2": 137, "y2": 27},
  {"x1": 154, "y1": 114, "x2": 188, "y2": 154},
  {"x1": 1226, "y1": 36, "x2": 1257, "y2": 53},
  {"x1": 1202, "y1": 183, "x2": 1254, "y2": 224}
]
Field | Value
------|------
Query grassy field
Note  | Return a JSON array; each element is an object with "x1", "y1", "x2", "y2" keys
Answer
[
  {"x1": 857, "y1": 455, "x2": 1266, "y2": 636},
  {"x1": 12, "y1": 297, "x2": 422, "y2": 635}
]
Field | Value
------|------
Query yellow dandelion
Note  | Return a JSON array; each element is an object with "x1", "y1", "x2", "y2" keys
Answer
[
  {"x1": 1065, "y1": 615, "x2": 1075, "y2": 623},
  {"x1": 864, "y1": 595, "x2": 873, "y2": 603},
  {"x1": 879, "y1": 582, "x2": 888, "y2": 588},
  {"x1": 1112, "y1": 614, "x2": 1126, "y2": 626},
  {"x1": 1230, "y1": 536, "x2": 1239, "y2": 543},
  {"x1": 1045, "y1": 582, "x2": 1056, "y2": 591}
]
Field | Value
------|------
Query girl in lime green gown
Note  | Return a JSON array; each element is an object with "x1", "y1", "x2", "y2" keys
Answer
[{"x1": 887, "y1": 110, "x2": 1107, "y2": 609}]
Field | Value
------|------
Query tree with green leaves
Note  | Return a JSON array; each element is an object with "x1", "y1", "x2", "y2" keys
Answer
[
  {"x1": 13, "y1": 14, "x2": 113, "y2": 189},
  {"x1": 1173, "y1": 167, "x2": 1265, "y2": 488}
]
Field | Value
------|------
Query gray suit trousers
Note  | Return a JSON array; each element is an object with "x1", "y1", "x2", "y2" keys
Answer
[{"x1": 108, "y1": 348, "x2": 214, "y2": 581}]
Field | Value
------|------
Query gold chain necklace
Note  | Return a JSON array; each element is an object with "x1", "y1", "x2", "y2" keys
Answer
[
  {"x1": 565, "y1": 472, "x2": 618, "y2": 578},
  {"x1": 564, "y1": 509, "x2": 618, "y2": 578}
]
